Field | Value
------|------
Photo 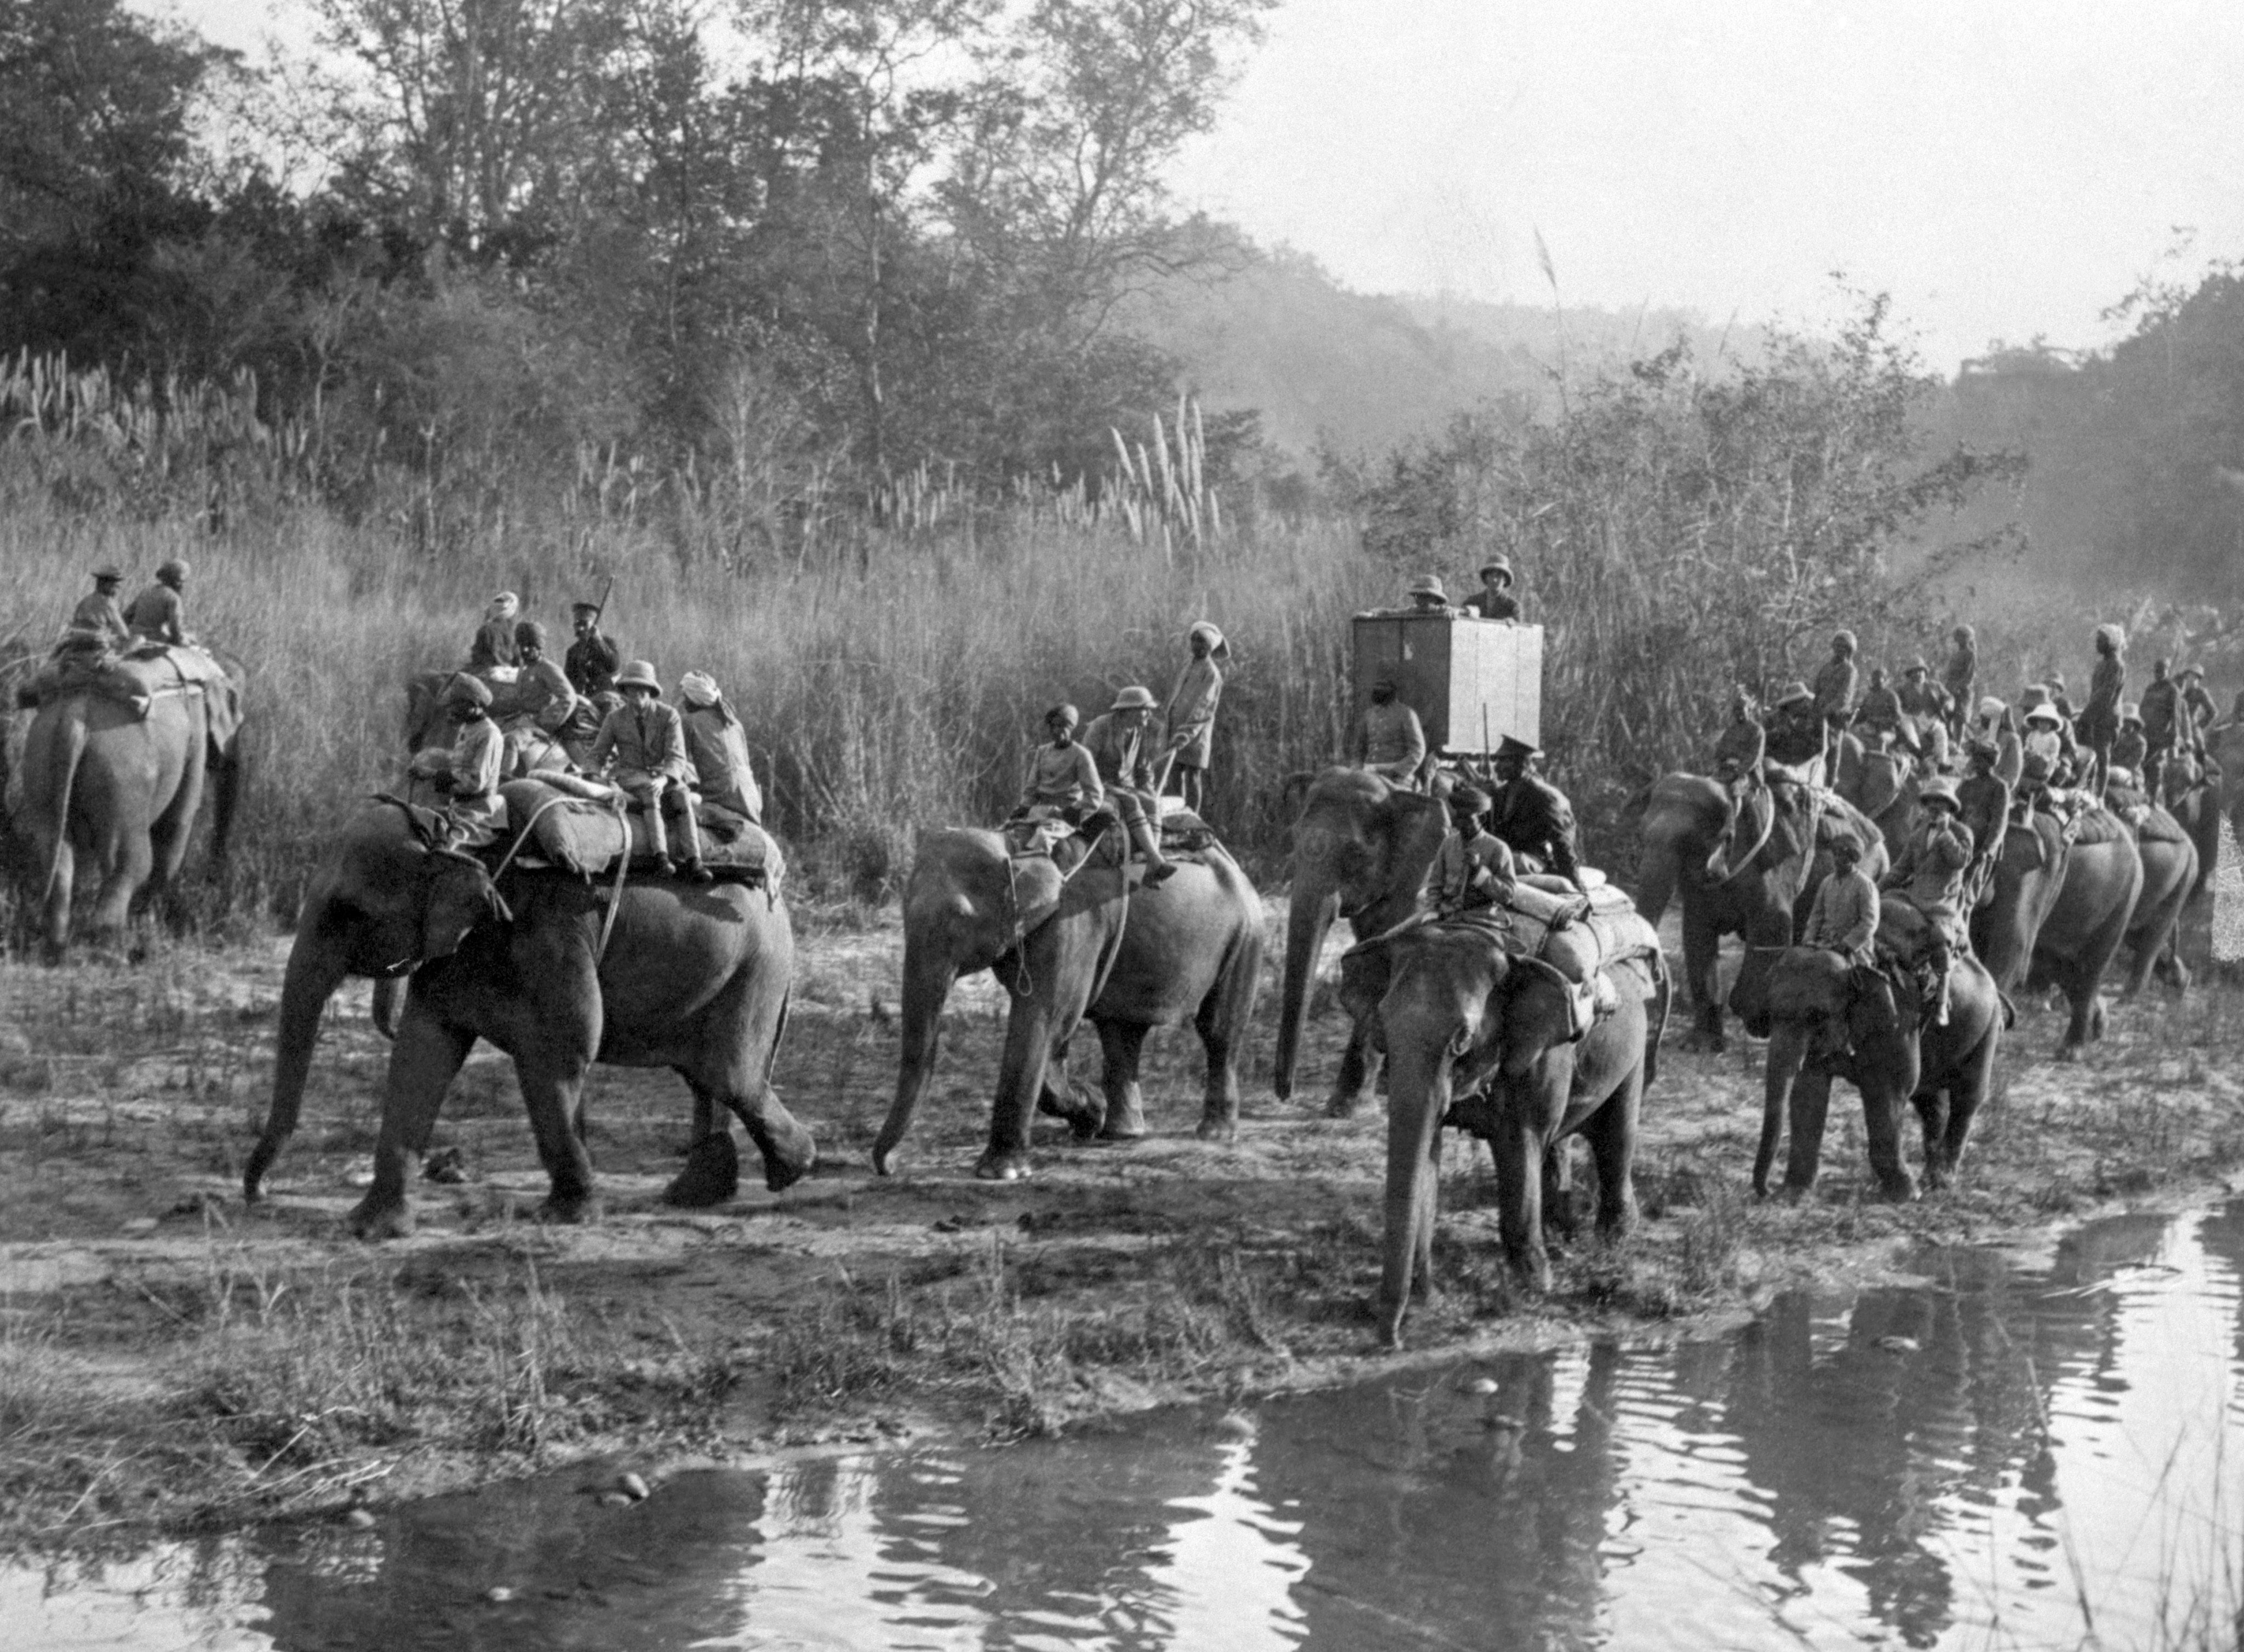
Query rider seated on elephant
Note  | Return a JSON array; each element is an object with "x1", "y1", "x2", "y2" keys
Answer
[
  {"x1": 1898, "y1": 658, "x2": 1949, "y2": 724},
  {"x1": 409, "y1": 673, "x2": 509, "y2": 851},
  {"x1": 1763, "y1": 681, "x2": 1825, "y2": 770},
  {"x1": 1855, "y1": 666, "x2": 1905, "y2": 751},
  {"x1": 61, "y1": 564, "x2": 132, "y2": 657},
  {"x1": 501, "y1": 620, "x2": 581, "y2": 771},
  {"x1": 1881, "y1": 777, "x2": 1975, "y2": 1026},
  {"x1": 1956, "y1": 742, "x2": 2012, "y2": 908},
  {"x1": 589, "y1": 660, "x2": 713, "y2": 884},
  {"x1": 467, "y1": 591, "x2": 521, "y2": 674},
  {"x1": 1812, "y1": 631, "x2": 1861, "y2": 761},
  {"x1": 2113, "y1": 704, "x2": 2148, "y2": 778},
  {"x1": 1404, "y1": 574, "x2": 1453, "y2": 615},
  {"x1": 679, "y1": 671, "x2": 764, "y2": 825},
  {"x1": 1017, "y1": 704, "x2": 1104, "y2": 824},
  {"x1": 1431, "y1": 785, "x2": 1516, "y2": 916},
  {"x1": 2178, "y1": 664, "x2": 2218, "y2": 741},
  {"x1": 1486, "y1": 734, "x2": 1584, "y2": 892},
  {"x1": 1353, "y1": 678, "x2": 1427, "y2": 787},
  {"x1": 1081, "y1": 686, "x2": 1177, "y2": 885},
  {"x1": 124, "y1": 559, "x2": 192, "y2": 648},
  {"x1": 1802, "y1": 832, "x2": 1879, "y2": 967}
]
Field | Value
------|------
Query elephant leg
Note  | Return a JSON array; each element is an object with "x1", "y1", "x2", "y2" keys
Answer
[
  {"x1": 1935, "y1": 1029, "x2": 2001, "y2": 1188},
  {"x1": 1327, "y1": 1021, "x2": 1381, "y2": 1118},
  {"x1": 1492, "y1": 1117, "x2": 1552, "y2": 1294},
  {"x1": 1585, "y1": 1070, "x2": 1644, "y2": 1241},
  {"x1": 2054, "y1": 958, "x2": 2095, "y2": 1059},
  {"x1": 1861, "y1": 1078, "x2": 1918, "y2": 1203},
  {"x1": 693, "y1": 988, "x2": 815, "y2": 1194},
  {"x1": 144, "y1": 762, "x2": 205, "y2": 915},
  {"x1": 1781, "y1": 1067, "x2": 1835, "y2": 1198},
  {"x1": 1678, "y1": 908, "x2": 1725, "y2": 1051},
  {"x1": 1091, "y1": 1019, "x2": 1150, "y2": 1141},
  {"x1": 665, "y1": 1078, "x2": 741, "y2": 1207},
  {"x1": 349, "y1": 1005, "x2": 474, "y2": 1240},
  {"x1": 514, "y1": 1047, "x2": 602, "y2": 1224},
  {"x1": 1542, "y1": 1133, "x2": 1577, "y2": 1241},
  {"x1": 39, "y1": 837, "x2": 76, "y2": 962},
  {"x1": 1193, "y1": 938, "x2": 1257, "y2": 1143},
  {"x1": 88, "y1": 826, "x2": 152, "y2": 941}
]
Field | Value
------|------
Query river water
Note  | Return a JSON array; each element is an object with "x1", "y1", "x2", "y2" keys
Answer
[{"x1": 14, "y1": 1201, "x2": 2244, "y2": 1651}]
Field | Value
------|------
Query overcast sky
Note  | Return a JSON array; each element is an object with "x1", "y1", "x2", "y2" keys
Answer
[{"x1": 168, "y1": 0, "x2": 2244, "y2": 370}]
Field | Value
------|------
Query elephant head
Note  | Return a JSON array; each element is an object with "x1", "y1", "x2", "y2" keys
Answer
[
  {"x1": 245, "y1": 803, "x2": 506, "y2": 1199},
  {"x1": 1272, "y1": 768, "x2": 1449, "y2": 1100},
  {"x1": 1970, "y1": 813, "x2": 2064, "y2": 992},
  {"x1": 1753, "y1": 947, "x2": 1924, "y2": 1201}
]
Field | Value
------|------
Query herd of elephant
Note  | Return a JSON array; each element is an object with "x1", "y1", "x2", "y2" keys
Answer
[{"x1": 13, "y1": 671, "x2": 2227, "y2": 1350}]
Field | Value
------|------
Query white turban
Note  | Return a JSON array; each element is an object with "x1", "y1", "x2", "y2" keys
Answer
[
  {"x1": 678, "y1": 671, "x2": 723, "y2": 708},
  {"x1": 487, "y1": 591, "x2": 519, "y2": 620}
]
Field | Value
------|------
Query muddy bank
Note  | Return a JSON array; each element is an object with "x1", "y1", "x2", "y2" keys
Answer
[{"x1": 3, "y1": 903, "x2": 2242, "y2": 1552}]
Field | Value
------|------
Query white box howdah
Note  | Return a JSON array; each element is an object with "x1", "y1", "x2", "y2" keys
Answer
[{"x1": 1351, "y1": 614, "x2": 1544, "y2": 754}]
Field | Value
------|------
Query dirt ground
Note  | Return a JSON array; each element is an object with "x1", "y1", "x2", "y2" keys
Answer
[{"x1": 4, "y1": 896, "x2": 2243, "y2": 1550}]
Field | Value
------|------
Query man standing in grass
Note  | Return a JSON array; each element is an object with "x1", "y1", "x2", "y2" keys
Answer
[{"x1": 1162, "y1": 622, "x2": 1227, "y2": 816}]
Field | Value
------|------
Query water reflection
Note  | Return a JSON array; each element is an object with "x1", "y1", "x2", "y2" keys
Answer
[{"x1": 13, "y1": 1202, "x2": 2244, "y2": 1651}]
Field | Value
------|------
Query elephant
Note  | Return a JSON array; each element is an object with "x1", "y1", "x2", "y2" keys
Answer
[
  {"x1": 2117, "y1": 807, "x2": 2197, "y2": 994},
  {"x1": 1342, "y1": 902, "x2": 1669, "y2": 1347},
  {"x1": 1836, "y1": 741, "x2": 1921, "y2": 860},
  {"x1": 1635, "y1": 771, "x2": 1886, "y2": 1052},
  {"x1": 243, "y1": 800, "x2": 812, "y2": 1236},
  {"x1": 872, "y1": 826, "x2": 1264, "y2": 1180},
  {"x1": 1971, "y1": 808, "x2": 2142, "y2": 1058},
  {"x1": 1738, "y1": 927, "x2": 2004, "y2": 1202},
  {"x1": 14, "y1": 670, "x2": 243, "y2": 957},
  {"x1": 1272, "y1": 768, "x2": 1451, "y2": 1113}
]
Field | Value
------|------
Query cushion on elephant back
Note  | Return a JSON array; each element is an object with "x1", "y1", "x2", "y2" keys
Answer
[
  {"x1": 2127, "y1": 804, "x2": 2190, "y2": 847},
  {"x1": 2062, "y1": 802, "x2": 2129, "y2": 847}
]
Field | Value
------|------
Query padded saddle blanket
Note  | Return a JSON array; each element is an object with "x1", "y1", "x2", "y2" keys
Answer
[
  {"x1": 19, "y1": 644, "x2": 232, "y2": 717},
  {"x1": 495, "y1": 778, "x2": 781, "y2": 885},
  {"x1": 1000, "y1": 802, "x2": 1222, "y2": 863}
]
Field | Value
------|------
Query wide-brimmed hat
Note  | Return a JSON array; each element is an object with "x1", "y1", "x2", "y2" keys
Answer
[
  {"x1": 616, "y1": 659, "x2": 663, "y2": 695},
  {"x1": 1953, "y1": 624, "x2": 1976, "y2": 642},
  {"x1": 514, "y1": 619, "x2": 548, "y2": 650},
  {"x1": 1905, "y1": 657, "x2": 1930, "y2": 675},
  {"x1": 1773, "y1": 682, "x2": 1815, "y2": 710},
  {"x1": 157, "y1": 558, "x2": 190, "y2": 582},
  {"x1": 1449, "y1": 784, "x2": 1491, "y2": 815},
  {"x1": 1495, "y1": 734, "x2": 1541, "y2": 763},
  {"x1": 1478, "y1": 555, "x2": 1513, "y2": 582},
  {"x1": 1919, "y1": 775, "x2": 1961, "y2": 809},
  {"x1": 1407, "y1": 574, "x2": 1447, "y2": 601},
  {"x1": 2179, "y1": 663, "x2": 2206, "y2": 681},
  {"x1": 1045, "y1": 702, "x2": 1080, "y2": 728},
  {"x1": 444, "y1": 672, "x2": 493, "y2": 709},
  {"x1": 1831, "y1": 628, "x2": 1857, "y2": 650},
  {"x1": 1188, "y1": 620, "x2": 1229, "y2": 656},
  {"x1": 92, "y1": 564, "x2": 123, "y2": 582},
  {"x1": 1111, "y1": 685, "x2": 1157, "y2": 711},
  {"x1": 2024, "y1": 703, "x2": 2063, "y2": 726},
  {"x1": 678, "y1": 671, "x2": 722, "y2": 707},
  {"x1": 2121, "y1": 702, "x2": 2142, "y2": 724}
]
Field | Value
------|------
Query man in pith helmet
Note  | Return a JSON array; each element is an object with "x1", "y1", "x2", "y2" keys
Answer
[
  {"x1": 589, "y1": 660, "x2": 711, "y2": 882},
  {"x1": 1882, "y1": 774, "x2": 1974, "y2": 1026},
  {"x1": 1405, "y1": 574, "x2": 1452, "y2": 615},
  {"x1": 1081, "y1": 685, "x2": 1176, "y2": 884},
  {"x1": 1461, "y1": 556, "x2": 1521, "y2": 621}
]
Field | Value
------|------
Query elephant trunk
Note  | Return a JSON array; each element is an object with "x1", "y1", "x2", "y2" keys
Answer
[
  {"x1": 207, "y1": 741, "x2": 244, "y2": 865},
  {"x1": 245, "y1": 919, "x2": 353, "y2": 1200},
  {"x1": 1377, "y1": 1028, "x2": 1450, "y2": 1348},
  {"x1": 371, "y1": 976, "x2": 403, "y2": 1039},
  {"x1": 873, "y1": 925, "x2": 956, "y2": 1175},
  {"x1": 1755, "y1": 1019, "x2": 1810, "y2": 1197},
  {"x1": 1634, "y1": 838, "x2": 1684, "y2": 930},
  {"x1": 1273, "y1": 873, "x2": 1339, "y2": 1101}
]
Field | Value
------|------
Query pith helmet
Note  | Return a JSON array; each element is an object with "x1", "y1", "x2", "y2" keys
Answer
[
  {"x1": 444, "y1": 672, "x2": 493, "y2": 709},
  {"x1": 2121, "y1": 702, "x2": 2143, "y2": 725},
  {"x1": 1407, "y1": 574, "x2": 1447, "y2": 601},
  {"x1": 1046, "y1": 702, "x2": 1080, "y2": 728},
  {"x1": 2024, "y1": 703, "x2": 2063, "y2": 727},
  {"x1": 1188, "y1": 620, "x2": 1229, "y2": 656},
  {"x1": 156, "y1": 558, "x2": 190, "y2": 584},
  {"x1": 92, "y1": 564, "x2": 123, "y2": 582},
  {"x1": 1478, "y1": 555, "x2": 1513, "y2": 582},
  {"x1": 514, "y1": 619, "x2": 547, "y2": 650},
  {"x1": 1905, "y1": 657, "x2": 1930, "y2": 675},
  {"x1": 616, "y1": 659, "x2": 663, "y2": 695},
  {"x1": 1111, "y1": 685, "x2": 1158, "y2": 712},
  {"x1": 1495, "y1": 733, "x2": 1541, "y2": 763},
  {"x1": 1831, "y1": 628, "x2": 1857, "y2": 651},
  {"x1": 1919, "y1": 775, "x2": 1961, "y2": 809},
  {"x1": 1773, "y1": 682, "x2": 1816, "y2": 710},
  {"x1": 1449, "y1": 784, "x2": 1491, "y2": 815},
  {"x1": 2179, "y1": 662, "x2": 2206, "y2": 681},
  {"x1": 1953, "y1": 624, "x2": 1975, "y2": 643}
]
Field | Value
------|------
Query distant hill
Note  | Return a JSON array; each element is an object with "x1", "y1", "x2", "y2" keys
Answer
[{"x1": 1118, "y1": 244, "x2": 1761, "y2": 462}]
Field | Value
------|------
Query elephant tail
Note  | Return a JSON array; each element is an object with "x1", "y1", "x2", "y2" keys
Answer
[{"x1": 34, "y1": 704, "x2": 88, "y2": 916}]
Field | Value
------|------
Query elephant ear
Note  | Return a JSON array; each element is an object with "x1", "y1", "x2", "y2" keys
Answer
[
  {"x1": 420, "y1": 851, "x2": 503, "y2": 962},
  {"x1": 1374, "y1": 792, "x2": 1450, "y2": 902},
  {"x1": 1336, "y1": 936, "x2": 1394, "y2": 1028}
]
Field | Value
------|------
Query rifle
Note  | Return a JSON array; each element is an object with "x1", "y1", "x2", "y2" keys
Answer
[{"x1": 589, "y1": 573, "x2": 616, "y2": 632}]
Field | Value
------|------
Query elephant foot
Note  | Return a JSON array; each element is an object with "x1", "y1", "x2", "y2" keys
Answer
[
  {"x1": 2054, "y1": 1043, "x2": 2083, "y2": 1065},
  {"x1": 1096, "y1": 1100, "x2": 1147, "y2": 1142},
  {"x1": 974, "y1": 1148, "x2": 1034, "y2": 1182},
  {"x1": 347, "y1": 1194, "x2": 414, "y2": 1241},
  {"x1": 1375, "y1": 1296, "x2": 1409, "y2": 1350},
  {"x1": 1194, "y1": 1110, "x2": 1238, "y2": 1144},
  {"x1": 1505, "y1": 1256, "x2": 1554, "y2": 1296},
  {"x1": 1875, "y1": 1175, "x2": 1920, "y2": 1204},
  {"x1": 760, "y1": 1123, "x2": 817, "y2": 1193},
  {"x1": 1677, "y1": 1027, "x2": 1725, "y2": 1055},
  {"x1": 663, "y1": 1131, "x2": 741, "y2": 1207},
  {"x1": 1325, "y1": 1091, "x2": 1366, "y2": 1120},
  {"x1": 538, "y1": 1191, "x2": 603, "y2": 1226},
  {"x1": 1066, "y1": 1105, "x2": 1110, "y2": 1142}
]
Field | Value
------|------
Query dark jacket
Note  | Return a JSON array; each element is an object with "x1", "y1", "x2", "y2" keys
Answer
[
  {"x1": 565, "y1": 630, "x2": 622, "y2": 697},
  {"x1": 1489, "y1": 772, "x2": 1579, "y2": 882}
]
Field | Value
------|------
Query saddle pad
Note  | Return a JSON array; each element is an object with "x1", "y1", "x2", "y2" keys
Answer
[
  {"x1": 2131, "y1": 805, "x2": 2190, "y2": 848},
  {"x1": 496, "y1": 779, "x2": 781, "y2": 884},
  {"x1": 22, "y1": 644, "x2": 228, "y2": 718}
]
